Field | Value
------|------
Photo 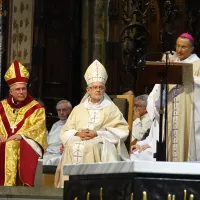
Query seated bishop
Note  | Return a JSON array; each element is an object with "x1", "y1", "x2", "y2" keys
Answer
[{"x1": 54, "y1": 59, "x2": 130, "y2": 188}]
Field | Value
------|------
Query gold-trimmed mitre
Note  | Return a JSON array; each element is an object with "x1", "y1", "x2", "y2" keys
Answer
[
  {"x1": 4, "y1": 60, "x2": 30, "y2": 87},
  {"x1": 84, "y1": 60, "x2": 108, "y2": 85}
]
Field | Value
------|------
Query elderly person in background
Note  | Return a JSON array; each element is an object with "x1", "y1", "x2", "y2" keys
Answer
[
  {"x1": 43, "y1": 100, "x2": 72, "y2": 166},
  {"x1": 55, "y1": 60, "x2": 130, "y2": 187},
  {"x1": 130, "y1": 90, "x2": 159, "y2": 161},
  {"x1": 131, "y1": 95, "x2": 152, "y2": 143}
]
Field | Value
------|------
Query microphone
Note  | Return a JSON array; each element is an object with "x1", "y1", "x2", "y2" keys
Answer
[
  {"x1": 164, "y1": 50, "x2": 175, "y2": 55},
  {"x1": 137, "y1": 51, "x2": 164, "y2": 69},
  {"x1": 162, "y1": 51, "x2": 177, "y2": 63}
]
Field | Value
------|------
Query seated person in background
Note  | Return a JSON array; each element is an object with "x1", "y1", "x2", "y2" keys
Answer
[
  {"x1": 130, "y1": 89, "x2": 159, "y2": 161},
  {"x1": 43, "y1": 100, "x2": 72, "y2": 165},
  {"x1": 131, "y1": 94, "x2": 152, "y2": 144},
  {"x1": 0, "y1": 60, "x2": 47, "y2": 186},
  {"x1": 55, "y1": 60, "x2": 130, "y2": 188}
]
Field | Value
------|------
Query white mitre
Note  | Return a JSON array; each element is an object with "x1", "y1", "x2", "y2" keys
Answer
[{"x1": 84, "y1": 60, "x2": 108, "y2": 85}]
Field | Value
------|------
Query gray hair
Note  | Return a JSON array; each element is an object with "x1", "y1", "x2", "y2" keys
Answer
[
  {"x1": 135, "y1": 94, "x2": 148, "y2": 106},
  {"x1": 56, "y1": 99, "x2": 72, "y2": 110}
]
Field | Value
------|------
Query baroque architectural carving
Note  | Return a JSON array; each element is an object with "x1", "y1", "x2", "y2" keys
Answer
[{"x1": 117, "y1": 0, "x2": 151, "y2": 94}]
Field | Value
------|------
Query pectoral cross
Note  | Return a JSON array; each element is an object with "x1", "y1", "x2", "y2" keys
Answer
[{"x1": 10, "y1": 125, "x2": 17, "y2": 133}]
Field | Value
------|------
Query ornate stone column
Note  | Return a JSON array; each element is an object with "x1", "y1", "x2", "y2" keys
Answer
[
  {"x1": 81, "y1": 0, "x2": 109, "y2": 94},
  {"x1": 0, "y1": 0, "x2": 7, "y2": 98}
]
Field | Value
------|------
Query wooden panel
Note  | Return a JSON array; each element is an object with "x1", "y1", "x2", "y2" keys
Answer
[
  {"x1": 110, "y1": 94, "x2": 134, "y2": 131},
  {"x1": 43, "y1": 174, "x2": 55, "y2": 187},
  {"x1": 110, "y1": 94, "x2": 134, "y2": 153}
]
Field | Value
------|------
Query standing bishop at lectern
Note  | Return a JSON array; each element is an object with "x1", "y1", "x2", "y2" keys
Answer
[{"x1": 147, "y1": 33, "x2": 200, "y2": 162}]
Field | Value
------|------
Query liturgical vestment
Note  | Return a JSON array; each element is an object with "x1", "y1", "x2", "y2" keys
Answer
[
  {"x1": 54, "y1": 94, "x2": 130, "y2": 187},
  {"x1": 0, "y1": 94, "x2": 47, "y2": 186}
]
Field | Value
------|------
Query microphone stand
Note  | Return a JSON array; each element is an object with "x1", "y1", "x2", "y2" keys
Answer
[{"x1": 156, "y1": 51, "x2": 172, "y2": 161}]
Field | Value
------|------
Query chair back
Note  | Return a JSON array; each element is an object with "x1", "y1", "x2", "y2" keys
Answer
[{"x1": 110, "y1": 94, "x2": 134, "y2": 153}]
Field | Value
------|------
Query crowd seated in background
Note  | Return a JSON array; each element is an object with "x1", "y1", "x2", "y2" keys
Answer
[
  {"x1": 43, "y1": 100, "x2": 72, "y2": 166},
  {"x1": 54, "y1": 60, "x2": 130, "y2": 188}
]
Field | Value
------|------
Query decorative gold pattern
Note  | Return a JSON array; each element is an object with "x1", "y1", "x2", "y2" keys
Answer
[
  {"x1": 8, "y1": 0, "x2": 34, "y2": 68},
  {"x1": 0, "y1": 0, "x2": 7, "y2": 17},
  {"x1": 20, "y1": 1, "x2": 25, "y2": 13},
  {"x1": 4, "y1": 61, "x2": 30, "y2": 84},
  {"x1": 14, "y1": 6, "x2": 17, "y2": 13},
  {"x1": 4, "y1": 140, "x2": 20, "y2": 186},
  {"x1": 24, "y1": 48, "x2": 28, "y2": 59},
  {"x1": 25, "y1": 18, "x2": 29, "y2": 28},
  {"x1": 18, "y1": 32, "x2": 24, "y2": 44},
  {"x1": 0, "y1": 98, "x2": 46, "y2": 186},
  {"x1": 0, "y1": 99, "x2": 47, "y2": 150},
  {"x1": 20, "y1": 19, "x2": 23, "y2": 27},
  {"x1": 17, "y1": 50, "x2": 22, "y2": 58}
]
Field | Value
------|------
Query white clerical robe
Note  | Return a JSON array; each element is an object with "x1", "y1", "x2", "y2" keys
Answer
[
  {"x1": 151, "y1": 54, "x2": 200, "y2": 161},
  {"x1": 54, "y1": 94, "x2": 130, "y2": 187},
  {"x1": 132, "y1": 113, "x2": 152, "y2": 141},
  {"x1": 131, "y1": 54, "x2": 200, "y2": 162},
  {"x1": 131, "y1": 86, "x2": 159, "y2": 161},
  {"x1": 43, "y1": 120, "x2": 66, "y2": 165}
]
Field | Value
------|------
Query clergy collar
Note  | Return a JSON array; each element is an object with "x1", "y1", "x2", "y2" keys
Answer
[
  {"x1": 84, "y1": 93, "x2": 112, "y2": 110},
  {"x1": 7, "y1": 93, "x2": 34, "y2": 108},
  {"x1": 88, "y1": 96, "x2": 104, "y2": 105},
  {"x1": 175, "y1": 54, "x2": 199, "y2": 63}
]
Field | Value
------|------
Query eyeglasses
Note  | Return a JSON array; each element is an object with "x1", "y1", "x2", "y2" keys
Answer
[
  {"x1": 175, "y1": 45, "x2": 190, "y2": 51},
  {"x1": 12, "y1": 87, "x2": 27, "y2": 92},
  {"x1": 89, "y1": 86, "x2": 105, "y2": 90},
  {"x1": 57, "y1": 108, "x2": 69, "y2": 112},
  {"x1": 134, "y1": 104, "x2": 144, "y2": 108}
]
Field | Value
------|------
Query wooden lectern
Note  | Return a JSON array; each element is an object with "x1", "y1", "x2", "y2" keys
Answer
[
  {"x1": 144, "y1": 61, "x2": 193, "y2": 85},
  {"x1": 141, "y1": 61, "x2": 193, "y2": 161}
]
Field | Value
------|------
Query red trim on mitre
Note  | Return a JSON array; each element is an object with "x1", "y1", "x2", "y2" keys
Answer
[{"x1": 6, "y1": 60, "x2": 29, "y2": 86}]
